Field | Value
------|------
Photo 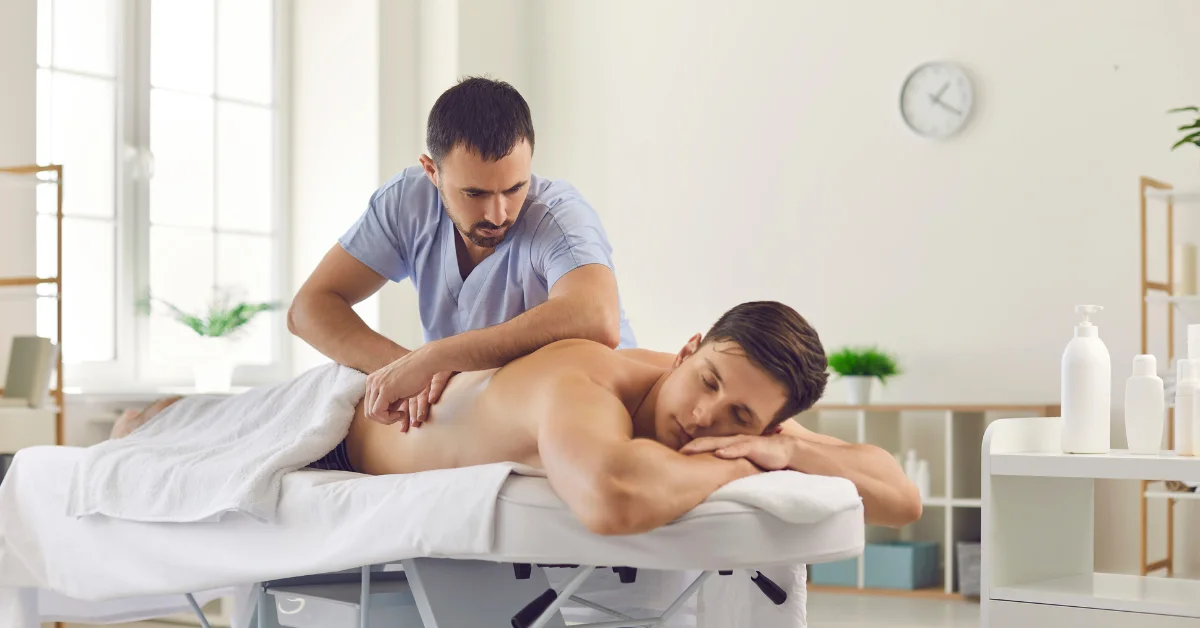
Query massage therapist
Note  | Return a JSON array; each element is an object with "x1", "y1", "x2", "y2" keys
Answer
[{"x1": 288, "y1": 77, "x2": 636, "y2": 429}]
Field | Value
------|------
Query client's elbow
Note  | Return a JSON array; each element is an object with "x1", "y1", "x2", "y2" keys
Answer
[
  {"x1": 872, "y1": 485, "x2": 923, "y2": 529},
  {"x1": 579, "y1": 478, "x2": 654, "y2": 536},
  {"x1": 897, "y1": 492, "x2": 923, "y2": 527}
]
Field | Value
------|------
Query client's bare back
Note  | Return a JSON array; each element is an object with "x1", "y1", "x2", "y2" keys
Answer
[{"x1": 346, "y1": 339, "x2": 646, "y2": 476}]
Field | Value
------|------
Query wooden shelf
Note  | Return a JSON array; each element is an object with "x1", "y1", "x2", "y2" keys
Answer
[
  {"x1": 1146, "y1": 488, "x2": 1200, "y2": 501},
  {"x1": 1146, "y1": 188, "x2": 1200, "y2": 205},
  {"x1": 0, "y1": 276, "x2": 58, "y2": 288},
  {"x1": 1, "y1": 163, "x2": 65, "y2": 449},
  {"x1": 814, "y1": 403, "x2": 1058, "y2": 414}
]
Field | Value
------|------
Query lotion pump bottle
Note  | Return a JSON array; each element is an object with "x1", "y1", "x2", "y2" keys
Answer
[
  {"x1": 1177, "y1": 359, "x2": 1198, "y2": 456},
  {"x1": 1061, "y1": 305, "x2": 1111, "y2": 454},
  {"x1": 1124, "y1": 355, "x2": 1164, "y2": 455}
]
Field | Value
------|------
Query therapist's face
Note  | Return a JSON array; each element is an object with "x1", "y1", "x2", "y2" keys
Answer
[
  {"x1": 421, "y1": 140, "x2": 533, "y2": 250},
  {"x1": 652, "y1": 336, "x2": 788, "y2": 451}
]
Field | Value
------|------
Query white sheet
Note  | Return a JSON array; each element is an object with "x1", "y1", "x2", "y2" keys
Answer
[
  {"x1": 1, "y1": 446, "x2": 862, "y2": 628},
  {"x1": 66, "y1": 363, "x2": 366, "y2": 523}
]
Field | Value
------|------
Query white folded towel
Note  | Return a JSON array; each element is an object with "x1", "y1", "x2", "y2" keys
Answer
[
  {"x1": 66, "y1": 363, "x2": 366, "y2": 523},
  {"x1": 706, "y1": 470, "x2": 861, "y2": 524}
]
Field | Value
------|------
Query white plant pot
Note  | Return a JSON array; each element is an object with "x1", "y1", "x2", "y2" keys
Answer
[
  {"x1": 844, "y1": 376, "x2": 874, "y2": 405},
  {"x1": 193, "y1": 336, "x2": 234, "y2": 393}
]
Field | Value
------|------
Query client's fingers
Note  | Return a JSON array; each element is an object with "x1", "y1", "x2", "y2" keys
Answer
[
  {"x1": 681, "y1": 435, "x2": 744, "y2": 454},
  {"x1": 714, "y1": 442, "x2": 754, "y2": 460}
]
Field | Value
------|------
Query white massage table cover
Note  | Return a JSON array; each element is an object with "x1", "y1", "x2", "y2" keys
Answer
[{"x1": 0, "y1": 446, "x2": 863, "y2": 627}]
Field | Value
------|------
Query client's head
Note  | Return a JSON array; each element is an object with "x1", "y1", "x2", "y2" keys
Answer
[{"x1": 653, "y1": 301, "x2": 828, "y2": 450}]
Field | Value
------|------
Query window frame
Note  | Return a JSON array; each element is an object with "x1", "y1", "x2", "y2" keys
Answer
[{"x1": 39, "y1": 0, "x2": 292, "y2": 391}]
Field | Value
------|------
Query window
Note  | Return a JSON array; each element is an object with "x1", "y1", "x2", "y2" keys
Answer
[{"x1": 36, "y1": 0, "x2": 288, "y2": 388}]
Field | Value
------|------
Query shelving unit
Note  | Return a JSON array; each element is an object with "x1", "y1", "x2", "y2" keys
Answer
[
  {"x1": 1138, "y1": 176, "x2": 1200, "y2": 577},
  {"x1": 982, "y1": 416, "x2": 1200, "y2": 626},
  {"x1": 0, "y1": 164, "x2": 64, "y2": 447},
  {"x1": 796, "y1": 403, "x2": 1057, "y2": 599}
]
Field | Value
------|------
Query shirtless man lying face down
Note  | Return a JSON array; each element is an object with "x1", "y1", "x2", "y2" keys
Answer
[{"x1": 116, "y1": 301, "x2": 922, "y2": 535}]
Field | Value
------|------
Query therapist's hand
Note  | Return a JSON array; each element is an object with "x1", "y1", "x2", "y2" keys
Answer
[
  {"x1": 680, "y1": 433, "x2": 795, "y2": 471},
  {"x1": 403, "y1": 370, "x2": 458, "y2": 429},
  {"x1": 365, "y1": 346, "x2": 446, "y2": 429}
]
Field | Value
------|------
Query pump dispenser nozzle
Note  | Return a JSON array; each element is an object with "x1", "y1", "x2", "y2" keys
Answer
[
  {"x1": 1074, "y1": 305, "x2": 1102, "y2": 337},
  {"x1": 1076, "y1": 305, "x2": 1102, "y2": 324}
]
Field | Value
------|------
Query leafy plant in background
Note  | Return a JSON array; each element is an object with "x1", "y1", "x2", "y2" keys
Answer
[
  {"x1": 1170, "y1": 106, "x2": 1200, "y2": 151},
  {"x1": 827, "y1": 346, "x2": 901, "y2": 383},
  {"x1": 144, "y1": 291, "x2": 279, "y2": 339}
]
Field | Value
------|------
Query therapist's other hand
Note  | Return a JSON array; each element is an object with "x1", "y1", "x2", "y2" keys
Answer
[
  {"x1": 404, "y1": 370, "x2": 457, "y2": 429},
  {"x1": 365, "y1": 347, "x2": 440, "y2": 429},
  {"x1": 680, "y1": 434, "x2": 794, "y2": 471}
]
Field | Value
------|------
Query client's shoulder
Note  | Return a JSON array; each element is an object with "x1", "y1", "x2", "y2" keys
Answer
[{"x1": 501, "y1": 339, "x2": 623, "y2": 383}]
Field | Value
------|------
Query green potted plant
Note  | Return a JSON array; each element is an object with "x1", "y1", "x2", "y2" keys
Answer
[
  {"x1": 827, "y1": 346, "x2": 900, "y2": 405},
  {"x1": 147, "y1": 290, "x2": 278, "y2": 392},
  {"x1": 1169, "y1": 106, "x2": 1200, "y2": 152}
]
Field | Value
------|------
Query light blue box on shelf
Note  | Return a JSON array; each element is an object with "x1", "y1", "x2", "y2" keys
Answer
[
  {"x1": 809, "y1": 557, "x2": 858, "y2": 587},
  {"x1": 863, "y1": 541, "x2": 940, "y2": 590}
]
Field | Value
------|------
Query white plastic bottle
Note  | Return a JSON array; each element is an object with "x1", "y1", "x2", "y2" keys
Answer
[
  {"x1": 1177, "y1": 359, "x2": 1198, "y2": 456},
  {"x1": 1124, "y1": 355, "x2": 1164, "y2": 455},
  {"x1": 915, "y1": 460, "x2": 930, "y2": 500},
  {"x1": 1061, "y1": 305, "x2": 1111, "y2": 454}
]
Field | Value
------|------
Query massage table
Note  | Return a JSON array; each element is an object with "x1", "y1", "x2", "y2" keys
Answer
[{"x1": 0, "y1": 445, "x2": 864, "y2": 628}]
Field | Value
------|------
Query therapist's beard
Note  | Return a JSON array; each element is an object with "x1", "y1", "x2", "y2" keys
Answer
[
  {"x1": 461, "y1": 221, "x2": 511, "y2": 249},
  {"x1": 440, "y1": 189, "x2": 512, "y2": 249}
]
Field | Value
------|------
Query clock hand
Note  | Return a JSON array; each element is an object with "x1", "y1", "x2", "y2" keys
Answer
[{"x1": 934, "y1": 99, "x2": 963, "y2": 116}]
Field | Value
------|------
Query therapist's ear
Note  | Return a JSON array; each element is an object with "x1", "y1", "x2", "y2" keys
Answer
[
  {"x1": 418, "y1": 154, "x2": 439, "y2": 186},
  {"x1": 672, "y1": 333, "x2": 703, "y2": 368}
]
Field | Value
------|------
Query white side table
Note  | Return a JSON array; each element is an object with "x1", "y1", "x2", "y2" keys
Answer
[
  {"x1": 0, "y1": 406, "x2": 58, "y2": 451},
  {"x1": 982, "y1": 416, "x2": 1200, "y2": 626}
]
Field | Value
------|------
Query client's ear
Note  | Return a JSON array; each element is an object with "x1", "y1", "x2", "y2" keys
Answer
[{"x1": 672, "y1": 333, "x2": 703, "y2": 368}]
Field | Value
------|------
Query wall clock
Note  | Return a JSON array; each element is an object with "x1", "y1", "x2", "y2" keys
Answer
[{"x1": 900, "y1": 61, "x2": 975, "y2": 139}]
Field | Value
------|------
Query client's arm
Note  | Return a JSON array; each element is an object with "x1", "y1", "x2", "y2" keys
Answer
[
  {"x1": 537, "y1": 375, "x2": 760, "y2": 536},
  {"x1": 682, "y1": 422, "x2": 922, "y2": 528}
]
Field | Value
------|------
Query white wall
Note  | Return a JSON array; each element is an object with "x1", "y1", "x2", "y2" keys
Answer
[
  {"x1": 516, "y1": 0, "x2": 1200, "y2": 576},
  {"x1": 292, "y1": 0, "x2": 1200, "y2": 575},
  {"x1": 289, "y1": 0, "x2": 383, "y2": 373},
  {"x1": 0, "y1": 0, "x2": 38, "y2": 384}
]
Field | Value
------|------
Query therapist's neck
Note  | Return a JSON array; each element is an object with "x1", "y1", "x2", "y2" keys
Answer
[{"x1": 454, "y1": 231, "x2": 496, "y2": 276}]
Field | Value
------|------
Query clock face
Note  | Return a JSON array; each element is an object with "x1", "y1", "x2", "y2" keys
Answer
[{"x1": 900, "y1": 62, "x2": 974, "y2": 139}]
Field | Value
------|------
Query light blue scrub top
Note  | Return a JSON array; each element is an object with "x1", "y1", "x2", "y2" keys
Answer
[{"x1": 339, "y1": 166, "x2": 637, "y2": 349}]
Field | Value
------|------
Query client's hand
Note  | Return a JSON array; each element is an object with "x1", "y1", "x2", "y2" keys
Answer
[{"x1": 680, "y1": 434, "x2": 795, "y2": 471}]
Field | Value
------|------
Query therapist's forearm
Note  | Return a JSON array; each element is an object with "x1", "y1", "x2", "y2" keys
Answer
[
  {"x1": 787, "y1": 437, "x2": 922, "y2": 528},
  {"x1": 426, "y1": 293, "x2": 618, "y2": 373},
  {"x1": 288, "y1": 290, "x2": 410, "y2": 374}
]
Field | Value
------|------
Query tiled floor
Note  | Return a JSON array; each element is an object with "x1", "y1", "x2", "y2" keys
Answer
[{"x1": 62, "y1": 592, "x2": 982, "y2": 627}]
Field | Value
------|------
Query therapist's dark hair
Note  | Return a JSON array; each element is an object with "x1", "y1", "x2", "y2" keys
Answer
[
  {"x1": 426, "y1": 76, "x2": 535, "y2": 165},
  {"x1": 701, "y1": 301, "x2": 829, "y2": 429}
]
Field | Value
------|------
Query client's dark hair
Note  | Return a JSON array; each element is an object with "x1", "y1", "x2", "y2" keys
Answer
[
  {"x1": 426, "y1": 76, "x2": 535, "y2": 164},
  {"x1": 701, "y1": 301, "x2": 829, "y2": 427}
]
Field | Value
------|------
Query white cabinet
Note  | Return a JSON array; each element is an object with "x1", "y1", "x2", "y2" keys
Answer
[
  {"x1": 0, "y1": 406, "x2": 57, "y2": 451},
  {"x1": 982, "y1": 416, "x2": 1200, "y2": 626}
]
